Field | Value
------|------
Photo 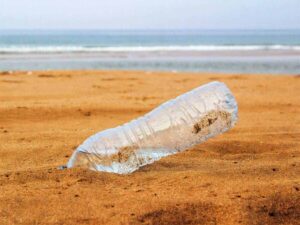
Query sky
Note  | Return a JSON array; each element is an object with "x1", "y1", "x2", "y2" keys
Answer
[{"x1": 0, "y1": 0, "x2": 300, "y2": 30}]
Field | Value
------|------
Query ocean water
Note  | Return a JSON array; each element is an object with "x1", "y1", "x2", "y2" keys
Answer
[{"x1": 0, "y1": 30, "x2": 300, "y2": 74}]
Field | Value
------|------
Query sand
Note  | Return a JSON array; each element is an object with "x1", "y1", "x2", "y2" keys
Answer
[{"x1": 0, "y1": 70, "x2": 299, "y2": 225}]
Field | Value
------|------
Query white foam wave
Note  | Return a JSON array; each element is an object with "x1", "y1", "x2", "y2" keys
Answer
[{"x1": 1, "y1": 45, "x2": 300, "y2": 53}]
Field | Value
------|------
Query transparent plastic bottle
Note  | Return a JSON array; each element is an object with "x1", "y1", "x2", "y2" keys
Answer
[{"x1": 67, "y1": 81, "x2": 238, "y2": 174}]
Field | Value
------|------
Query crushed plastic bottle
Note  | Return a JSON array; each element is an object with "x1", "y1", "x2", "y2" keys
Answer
[{"x1": 67, "y1": 81, "x2": 238, "y2": 174}]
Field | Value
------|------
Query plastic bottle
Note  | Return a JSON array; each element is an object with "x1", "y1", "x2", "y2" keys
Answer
[{"x1": 67, "y1": 81, "x2": 238, "y2": 174}]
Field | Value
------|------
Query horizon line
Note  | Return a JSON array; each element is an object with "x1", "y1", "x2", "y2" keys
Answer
[{"x1": 1, "y1": 28, "x2": 300, "y2": 31}]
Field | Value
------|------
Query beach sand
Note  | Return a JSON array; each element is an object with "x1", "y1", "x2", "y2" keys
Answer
[{"x1": 0, "y1": 70, "x2": 299, "y2": 225}]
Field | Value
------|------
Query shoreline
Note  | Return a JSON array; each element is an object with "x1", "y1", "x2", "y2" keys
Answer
[
  {"x1": 1, "y1": 50, "x2": 300, "y2": 74},
  {"x1": 1, "y1": 67, "x2": 300, "y2": 77},
  {"x1": 1, "y1": 69, "x2": 299, "y2": 77}
]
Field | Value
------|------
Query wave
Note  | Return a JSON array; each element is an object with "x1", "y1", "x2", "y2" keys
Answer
[{"x1": 1, "y1": 45, "x2": 300, "y2": 53}]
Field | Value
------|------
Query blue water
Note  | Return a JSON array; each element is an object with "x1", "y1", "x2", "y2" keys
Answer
[
  {"x1": 1, "y1": 30, "x2": 300, "y2": 47},
  {"x1": 0, "y1": 30, "x2": 300, "y2": 74}
]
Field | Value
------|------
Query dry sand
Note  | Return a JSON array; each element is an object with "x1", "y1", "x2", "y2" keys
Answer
[{"x1": 0, "y1": 70, "x2": 299, "y2": 225}]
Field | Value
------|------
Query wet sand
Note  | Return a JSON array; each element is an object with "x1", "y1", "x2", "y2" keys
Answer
[{"x1": 0, "y1": 70, "x2": 299, "y2": 224}]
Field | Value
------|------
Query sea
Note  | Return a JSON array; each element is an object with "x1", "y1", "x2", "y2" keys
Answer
[{"x1": 0, "y1": 30, "x2": 300, "y2": 74}]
